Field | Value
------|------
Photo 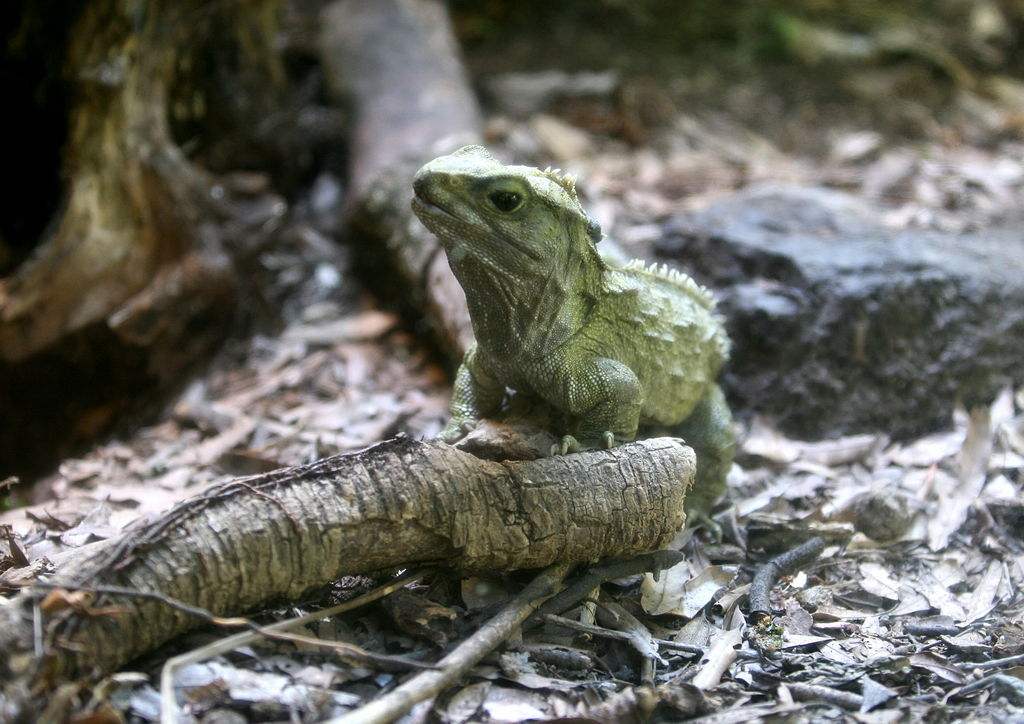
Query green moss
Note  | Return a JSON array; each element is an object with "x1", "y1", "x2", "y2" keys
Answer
[{"x1": 752, "y1": 618, "x2": 785, "y2": 653}]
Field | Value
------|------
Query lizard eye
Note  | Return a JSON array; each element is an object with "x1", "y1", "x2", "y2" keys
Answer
[{"x1": 488, "y1": 190, "x2": 523, "y2": 213}]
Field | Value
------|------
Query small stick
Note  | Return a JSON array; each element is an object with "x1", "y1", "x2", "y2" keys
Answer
[
  {"x1": 32, "y1": 581, "x2": 250, "y2": 627},
  {"x1": 579, "y1": 586, "x2": 599, "y2": 629},
  {"x1": 160, "y1": 569, "x2": 429, "y2": 723},
  {"x1": 955, "y1": 672, "x2": 1024, "y2": 701},
  {"x1": 32, "y1": 602, "x2": 43, "y2": 658},
  {"x1": 748, "y1": 537, "x2": 825, "y2": 622},
  {"x1": 594, "y1": 600, "x2": 662, "y2": 684},
  {"x1": 544, "y1": 613, "x2": 644, "y2": 645},
  {"x1": 32, "y1": 580, "x2": 430, "y2": 671},
  {"x1": 965, "y1": 653, "x2": 1024, "y2": 671},
  {"x1": 543, "y1": 613, "x2": 708, "y2": 656},
  {"x1": 905, "y1": 621, "x2": 960, "y2": 637},
  {"x1": 327, "y1": 563, "x2": 572, "y2": 724},
  {"x1": 527, "y1": 549, "x2": 684, "y2": 629},
  {"x1": 784, "y1": 681, "x2": 863, "y2": 711}
]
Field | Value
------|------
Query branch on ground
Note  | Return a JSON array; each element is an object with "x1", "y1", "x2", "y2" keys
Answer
[{"x1": 0, "y1": 436, "x2": 694, "y2": 718}]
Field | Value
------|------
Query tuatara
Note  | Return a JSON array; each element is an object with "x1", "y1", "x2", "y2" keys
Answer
[{"x1": 411, "y1": 145, "x2": 735, "y2": 520}]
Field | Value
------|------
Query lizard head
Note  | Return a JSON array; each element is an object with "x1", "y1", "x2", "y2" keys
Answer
[{"x1": 411, "y1": 145, "x2": 603, "y2": 276}]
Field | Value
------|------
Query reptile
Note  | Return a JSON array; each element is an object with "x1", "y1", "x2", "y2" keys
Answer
[{"x1": 411, "y1": 145, "x2": 735, "y2": 522}]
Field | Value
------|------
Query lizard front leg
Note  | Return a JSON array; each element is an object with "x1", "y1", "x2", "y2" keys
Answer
[
  {"x1": 551, "y1": 357, "x2": 643, "y2": 455},
  {"x1": 441, "y1": 343, "x2": 504, "y2": 443}
]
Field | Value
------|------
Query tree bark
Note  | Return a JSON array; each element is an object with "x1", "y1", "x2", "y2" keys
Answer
[
  {"x1": 0, "y1": 436, "x2": 694, "y2": 718},
  {"x1": 0, "y1": 2, "x2": 208, "y2": 362}
]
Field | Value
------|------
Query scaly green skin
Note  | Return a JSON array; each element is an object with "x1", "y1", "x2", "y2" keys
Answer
[{"x1": 411, "y1": 146, "x2": 735, "y2": 520}]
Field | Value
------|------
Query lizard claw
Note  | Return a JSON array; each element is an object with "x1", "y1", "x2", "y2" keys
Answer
[
  {"x1": 551, "y1": 435, "x2": 582, "y2": 456},
  {"x1": 439, "y1": 418, "x2": 477, "y2": 444},
  {"x1": 690, "y1": 512, "x2": 724, "y2": 542},
  {"x1": 550, "y1": 433, "x2": 618, "y2": 455}
]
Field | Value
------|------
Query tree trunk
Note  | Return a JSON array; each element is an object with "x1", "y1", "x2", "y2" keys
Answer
[{"x1": 0, "y1": 1, "x2": 277, "y2": 478}]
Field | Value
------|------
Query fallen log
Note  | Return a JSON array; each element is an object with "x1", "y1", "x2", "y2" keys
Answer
[{"x1": 0, "y1": 436, "x2": 694, "y2": 719}]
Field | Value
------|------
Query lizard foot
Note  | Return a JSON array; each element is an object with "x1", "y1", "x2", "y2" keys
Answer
[
  {"x1": 689, "y1": 512, "x2": 723, "y2": 542},
  {"x1": 551, "y1": 432, "x2": 618, "y2": 456},
  {"x1": 439, "y1": 418, "x2": 478, "y2": 444},
  {"x1": 551, "y1": 435, "x2": 582, "y2": 456}
]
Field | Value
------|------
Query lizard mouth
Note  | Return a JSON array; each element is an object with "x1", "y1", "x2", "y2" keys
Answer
[
  {"x1": 411, "y1": 193, "x2": 459, "y2": 222},
  {"x1": 412, "y1": 195, "x2": 542, "y2": 262}
]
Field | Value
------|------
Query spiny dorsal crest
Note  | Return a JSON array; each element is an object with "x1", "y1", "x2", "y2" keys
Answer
[
  {"x1": 623, "y1": 259, "x2": 717, "y2": 310},
  {"x1": 542, "y1": 165, "x2": 602, "y2": 244},
  {"x1": 542, "y1": 166, "x2": 578, "y2": 201}
]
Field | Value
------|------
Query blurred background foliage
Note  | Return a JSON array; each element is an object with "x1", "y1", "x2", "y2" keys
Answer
[
  {"x1": 452, "y1": 0, "x2": 1024, "y2": 146},
  {"x1": 453, "y1": 0, "x2": 1024, "y2": 72}
]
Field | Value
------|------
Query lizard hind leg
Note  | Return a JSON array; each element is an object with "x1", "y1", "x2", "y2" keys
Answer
[{"x1": 674, "y1": 384, "x2": 736, "y2": 532}]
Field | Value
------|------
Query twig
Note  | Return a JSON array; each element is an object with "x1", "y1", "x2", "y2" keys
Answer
[
  {"x1": 905, "y1": 620, "x2": 960, "y2": 637},
  {"x1": 955, "y1": 673, "x2": 1024, "y2": 704},
  {"x1": 544, "y1": 613, "x2": 645, "y2": 644},
  {"x1": 32, "y1": 602, "x2": 42, "y2": 659},
  {"x1": 965, "y1": 652, "x2": 1024, "y2": 671},
  {"x1": 161, "y1": 569, "x2": 429, "y2": 723},
  {"x1": 595, "y1": 600, "x2": 662, "y2": 684},
  {"x1": 247, "y1": 624, "x2": 431, "y2": 667},
  {"x1": 31, "y1": 581, "x2": 250, "y2": 626},
  {"x1": 526, "y1": 549, "x2": 684, "y2": 630},
  {"x1": 748, "y1": 537, "x2": 826, "y2": 622},
  {"x1": 542, "y1": 613, "x2": 708, "y2": 656},
  {"x1": 683, "y1": 702, "x2": 801, "y2": 723},
  {"x1": 784, "y1": 681, "x2": 863, "y2": 711},
  {"x1": 32, "y1": 579, "x2": 429, "y2": 669},
  {"x1": 327, "y1": 563, "x2": 572, "y2": 724}
]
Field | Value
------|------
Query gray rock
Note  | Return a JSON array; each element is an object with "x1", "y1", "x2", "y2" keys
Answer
[{"x1": 654, "y1": 185, "x2": 1024, "y2": 439}]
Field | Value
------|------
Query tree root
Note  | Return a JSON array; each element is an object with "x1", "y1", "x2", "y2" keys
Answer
[
  {"x1": 0, "y1": 436, "x2": 694, "y2": 719},
  {"x1": 0, "y1": 2, "x2": 210, "y2": 363}
]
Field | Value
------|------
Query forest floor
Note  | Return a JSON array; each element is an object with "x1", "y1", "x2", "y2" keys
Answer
[{"x1": 3, "y1": 42, "x2": 1024, "y2": 724}]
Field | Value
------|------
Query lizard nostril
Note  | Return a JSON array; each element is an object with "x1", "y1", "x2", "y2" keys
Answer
[{"x1": 413, "y1": 173, "x2": 430, "y2": 199}]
